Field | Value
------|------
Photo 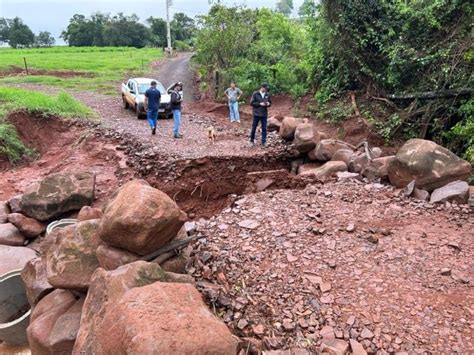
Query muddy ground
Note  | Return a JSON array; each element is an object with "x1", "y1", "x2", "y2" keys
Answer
[{"x1": 1, "y1": 53, "x2": 472, "y2": 354}]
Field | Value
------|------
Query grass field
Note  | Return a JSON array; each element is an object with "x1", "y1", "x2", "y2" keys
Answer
[
  {"x1": 0, "y1": 47, "x2": 163, "y2": 94},
  {"x1": 0, "y1": 86, "x2": 94, "y2": 163}
]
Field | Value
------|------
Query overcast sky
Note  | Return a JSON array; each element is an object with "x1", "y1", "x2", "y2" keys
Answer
[{"x1": 0, "y1": 0, "x2": 305, "y2": 44}]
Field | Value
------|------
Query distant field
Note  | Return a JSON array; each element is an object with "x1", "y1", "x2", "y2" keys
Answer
[{"x1": 0, "y1": 47, "x2": 162, "y2": 94}]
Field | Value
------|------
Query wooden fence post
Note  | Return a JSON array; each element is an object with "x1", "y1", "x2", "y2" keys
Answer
[{"x1": 23, "y1": 57, "x2": 29, "y2": 75}]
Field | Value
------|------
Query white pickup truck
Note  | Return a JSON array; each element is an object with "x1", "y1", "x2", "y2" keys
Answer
[{"x1": 121, "y1": 77, "x2": 172, "y2": 118}]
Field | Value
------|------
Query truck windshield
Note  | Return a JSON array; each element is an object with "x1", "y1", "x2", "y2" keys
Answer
[{"x1": 138, "y1": 83, "x2": 166, "y2": 94}]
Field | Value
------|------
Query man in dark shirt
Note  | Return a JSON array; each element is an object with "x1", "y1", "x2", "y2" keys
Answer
[
  {"x1": 169, "y1": 82, "x2": 183, "y2": 138},
  {"x1": 144, "y1": 80, "x2": 161, "y2": 135},
  {"x1": 250, "y1": 83, "x2": 272, "y2": 147}
]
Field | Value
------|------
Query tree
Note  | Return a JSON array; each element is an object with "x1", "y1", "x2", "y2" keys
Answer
[
  {"x1": 147, "y1": 16, "x2": 167, "y2": 47},
  {"x1": 195, "y1": 5, "x2": 256, "y2": 69},
  {"x1": 7, "y1": 17, "x2": 35, "y2": 48},
  {"x1": 0, "y1": 18, "x2": 9, "y2": 44},
  {"x1": 102, "y1": 13, "x2": 151, "y2": 48},
  {"x1": 276, "y1": 0, "x2": 293, "y2": 16},
  {"x1": 171, "y1": 12, "x2": 196, "y2": 43},
  {"x1": 298, "y1": 0, "x2": 315, "y2": 17},
  {"x1": 35, "y1": 31, "x2": 55, "y2": 47},
  {"x1": 61, "y1": 14, "x2": 96, "y2": 46}
]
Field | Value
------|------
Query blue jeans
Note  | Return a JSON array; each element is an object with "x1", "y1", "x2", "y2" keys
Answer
[
  {"x1": 147, "y1": 109, "x2": 158, "y2": 129},
  {"x1": 172, "y1": 109, "x2": 181, "y2": 136},
  {"x1": 250, "y1": 115, "x2": 267, "y2": 145},
  {"x1": 229, "y1": 101, "x2": 240, "y2": 122}
]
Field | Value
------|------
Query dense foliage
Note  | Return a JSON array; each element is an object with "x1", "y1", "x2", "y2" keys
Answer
[
  {"x1": 194, "y1": 5, "x2": 308, "y2": 98},
  {"x1": 0, "y1": 17, "x2": 35, "y2": 48},
  {"x1": 195, "y1": 1, "x2": 473, "y2": 160},
  {"x1": 61, "y1": 12, "x2": 195, "y2": 48}
]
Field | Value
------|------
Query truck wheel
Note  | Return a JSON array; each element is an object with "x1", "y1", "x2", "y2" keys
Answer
[
  {"x1": 136, "y1": 104, "x2": 143, "y2": 119},
  {"x1": 122, "y1": 96, "x2": 129, "y2": 109}
]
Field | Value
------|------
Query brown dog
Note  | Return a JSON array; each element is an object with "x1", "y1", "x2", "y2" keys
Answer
[{"x1": 207, "y1": 126, "x2": 217, "y2": 144}]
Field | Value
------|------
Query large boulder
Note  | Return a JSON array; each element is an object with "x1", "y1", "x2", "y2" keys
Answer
[
  {"x1": 297, "y1": 163, "x2": 322, "y2": 176},
  {"x1": 96, "y1": 244, "x2": 140, "y2": 271},
  {"x1": 299, "y1": 161, "x2": 348, "y2": 179},
  {"x1": 77, "y1": 206, "x2": 103, "y2": 222},
  {"x1": 279, "y1": 117, "x2": 302, "y2": 141},
  {"x1": 0, "y1": 223, "x2": 25, "y2": 246},
  {"x1": 48, "y1": 298, "x2": 85, "y2": 354},
  {"x1": 20, "y1": 171, "x2": 95, "y2": 221},
  {"x1": 294, "y1": 123, "x2": 318, "y2": 153},
  {"x1": 92, "y1": 282, "x2": 238, "y2": 354},
  {"x1": 0, "y1": 201, "x2": 10, "y2": 223},
  {"x1": 21, "y1": 257, "x2": 54, "y2": 306},
  {"x1": 362, "y1": 156, "x2": 396, "y2": 181},
  {"x1": 309, "y1": 139, "x2": 354, "y2": 161},
  {"x1": 98, "y1": 180, "x2": 187, "y2": 256},
  {"x1": 388, "y1": 139, "x2": 471, "y2": 191},
  {"x1": 45, "y1": 219, "x2": 100, "y2": 290},
  {"x1": 7, "y1": 213, "x2": 46, "y2": 238},
  {"x1": 26, "y1": 289, "x2": 79, "y2": 355},
  {"x1": 430, "y1": 181, "x2": 469, "y2": 204},
  {"x1": 267, "y1": 116, "x2": 282, "y2": 132},
  {"x1": 8, "y1": 195, "x2": 23, "y2": 214},
  {"x1": 0, "y1": 245, "x2": 37, "y2": 275},
  {"x1": 331, "y1": 149, "x2": 354, "y2": 165},
  {"x1": 73, "y1": 260, "x2": 193, "y2": 354}
]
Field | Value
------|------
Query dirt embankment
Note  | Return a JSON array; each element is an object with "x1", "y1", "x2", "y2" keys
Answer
[{"x1": 0, "y1": 66, "x2": 94, "y2": 78}]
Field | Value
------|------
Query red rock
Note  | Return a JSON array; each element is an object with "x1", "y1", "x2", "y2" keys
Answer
[
  {"x1": 388, "y1": 139, "x2": 471, "y2": 191},
  {"x1": 7, "y1": 213, "x2": 46, "y2": 238},
  {"x1": 279, "y1": 117, "x2": 302, "y2": 141},
  {"x1": 253, "y1": 324, "x2": 265, "y2": 336},
  {"x1": 350, "y1": 339, "x2": 368, "y2": 355},
  {"x1": 98, "y1": 180, "x2": 187, "y2": 255},
  {"x1": 430, "y1": 180, "x2": 469, "y2": 204},
  {"x1": 46, "y1": 220, "x2": 100, "y2": 290},
  {"x1": 0, "y1": 201, "x2": 11, "y2": 223},
  {"x1": 362, "y1": 156, "x2": 396, "y2": 181},
  {"x1": 77, "y1": 206, "x2": 103, "y2": 222},
  {"x1": 320, "y1": 338, "x2": 349, "y2": 355},
  {"x1": 331, "y1": 149, "x2": 354, "y2": 165},
  {"x1": 268, "y1": 116, "x2": 282, "y2": 132},
  {"x1": 27, "y1": 289, "x2": 77, "y2": 355},
  {"x1": 96, "y1": 244, "x2": 139, "y2": 271},
  {"x1": 49, "y1": 298, "x2": 85, "y2": 354},
  {"x1": 309, "y1": 139, "x2": 354, "y2": 161},
  {"x1": 294, "y1": 123, "x2": 320, "y2": 153},
  {"x1": 299, "y1": 161, "x2": 347, "y2": 179},
  {"x1": 20, "y1": 171, "x2": 95, "y2": 221},
  {"x1": 73, "y1": 260, "x2": 193, "y2": 354},
  {"x1": 21, "y1": 257, "x2": 54, "y2": 306},
  {"x1": 89, "y1": 282, "x2": 238, "y2": 354},
  {"x1": 0, "y1": 223, "x2": 25, "y2": 246},
  {"x1": 320, "y1": 325, "x2": 335, "y2": 339}
]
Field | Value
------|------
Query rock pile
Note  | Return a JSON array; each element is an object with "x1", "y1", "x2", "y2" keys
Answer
[
  {"x1": 1, "y1": 175, "x2": 237, "y2": 354},
  {"x1": 273, "y1": 115, "x2": 472, "y2": 204}
]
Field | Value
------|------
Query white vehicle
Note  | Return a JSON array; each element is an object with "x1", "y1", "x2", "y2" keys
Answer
[{"x1": 121, "y1": 78, "x2": 172, "y2": 118}]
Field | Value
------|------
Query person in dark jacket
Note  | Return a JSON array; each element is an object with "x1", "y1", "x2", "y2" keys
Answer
[
  {"x1": 250, "y1": 83, "x2": 272, "y2": 146},
  {"x1": 169, "y1": 82, "x2": 183, "y2": 138},
  {"x1": 144, "y1": 80, "x2": 161, "y2": 135}
]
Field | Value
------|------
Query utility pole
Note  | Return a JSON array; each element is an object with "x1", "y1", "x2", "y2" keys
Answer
[{"x1": 166, "y1": 0, "x2": 172, "y2": 56}]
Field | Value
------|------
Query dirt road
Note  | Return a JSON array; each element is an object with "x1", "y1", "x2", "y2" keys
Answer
[{"x1": 152, "y1": 52, "x2": 196, "y2": 102}]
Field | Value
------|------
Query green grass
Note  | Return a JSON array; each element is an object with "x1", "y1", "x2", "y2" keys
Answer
[
  {"x1": 0, "y1": 46, "x2": 163, "y2": 94},
  {"x1": 0, "y1": 86, "x2": 95, "y2": 164}
]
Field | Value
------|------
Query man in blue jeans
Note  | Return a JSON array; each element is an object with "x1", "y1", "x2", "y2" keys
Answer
[
  {"x1": 224, "y1": 81, "x2": 242, "y2": 123},
  {"x1": 144, "y1": 80, "x2": 161, "y2": 135},
  {"x1": 250, "y1": 83, "x2": 271, "y2": 147},
  {"x1": 169, "y1": 82, "x2": 183, "y2": 138}
]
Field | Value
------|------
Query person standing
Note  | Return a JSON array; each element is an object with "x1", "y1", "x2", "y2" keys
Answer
[
  {"x1": 250, "y1": 83, "x2": 271, "y2": 146},
  {"x1": 144, "y1": 80, "x2": 161, "y2": 135},
  {"x1": 169, "y1": 82, "x2": 183, "y2": 138},
  {"x1": 224, "y1": 81, "x2": 242, "y2": 123}
]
